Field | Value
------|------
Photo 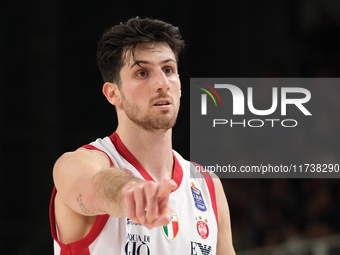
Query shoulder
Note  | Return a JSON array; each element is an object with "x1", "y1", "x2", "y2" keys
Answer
[
  {"x1": 53, "y1": 148, "x2": 112, "y2": 194},
  {"x1": 55, "y1": 148, "x2": 111, "y2": 171}
]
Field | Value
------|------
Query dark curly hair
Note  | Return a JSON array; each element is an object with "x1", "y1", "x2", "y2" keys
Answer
[{"x1": 97, "y1": 17, "x2": 185, "y2": 86}]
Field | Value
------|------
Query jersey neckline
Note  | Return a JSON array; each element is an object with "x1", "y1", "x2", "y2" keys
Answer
[{"x1": 109, "y1": 132, "x2": 183, "y2": 191}]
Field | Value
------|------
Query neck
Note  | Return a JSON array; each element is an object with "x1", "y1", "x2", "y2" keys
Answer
[{"x1": 116, "y1": 123, "x2": 174, "y2": 182}]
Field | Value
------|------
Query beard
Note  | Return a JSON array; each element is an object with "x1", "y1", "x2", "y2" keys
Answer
[{"x1": 120, "y1": 91, "x2": 180, "y2": 132}]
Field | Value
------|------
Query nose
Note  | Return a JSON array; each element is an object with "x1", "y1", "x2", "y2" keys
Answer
[{"x1": 153, "y1": 69, "x2": 169, "y2": 93}]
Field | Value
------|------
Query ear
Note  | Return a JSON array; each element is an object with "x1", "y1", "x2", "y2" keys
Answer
[{"x1": 102, "y1": 82, "x2": 121, "y2": 106}]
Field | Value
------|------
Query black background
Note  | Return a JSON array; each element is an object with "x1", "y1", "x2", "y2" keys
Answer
[{"x1": 1, "y1": 0, "x2": 340, "y2": 253}]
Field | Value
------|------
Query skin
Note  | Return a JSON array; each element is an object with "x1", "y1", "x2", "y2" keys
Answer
[{"x1": 53, "y1": 42, "x2": 235, "y2": 254}]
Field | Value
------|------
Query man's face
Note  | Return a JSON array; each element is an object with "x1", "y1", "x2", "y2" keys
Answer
[{"x1": 117, "y1": 43, "x2": 181, "y2": 132}]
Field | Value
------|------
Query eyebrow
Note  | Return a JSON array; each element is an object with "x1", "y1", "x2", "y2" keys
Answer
[{"x1": 130, "y1": 58, "x2": 176, "y2": 69}]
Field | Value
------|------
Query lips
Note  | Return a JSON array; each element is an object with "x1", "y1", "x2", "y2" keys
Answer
[{"x1": 153, "y1": 99, "x2": 171, "y2": 106}]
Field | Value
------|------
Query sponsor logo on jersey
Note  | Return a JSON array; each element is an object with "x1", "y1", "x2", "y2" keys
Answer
[
  {"x1": 191, "y1": 182, "x2": 207, "y2": 211},
  {"x1": 190, "y1": 241, "x2": 212, "y2": 255},
  {"x1": 127, "y1": 218, "x2": 142, "y2": 226},
  {"x1": 125, "y1": 234, "x2": 150, "y2": 255},
  {"x1": 162, "y1": 214, "x2": 179, "y2": 241},
  {"x1": 195, "y1": 216, "x2": 209, "y2": 239}
]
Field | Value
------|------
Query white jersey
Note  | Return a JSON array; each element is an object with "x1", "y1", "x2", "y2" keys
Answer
[{"x1": 50, "y1": 132, "x2": 218, "y2": 255}]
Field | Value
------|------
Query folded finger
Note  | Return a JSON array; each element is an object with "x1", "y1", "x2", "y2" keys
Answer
[
  {"x1": 144, "y1": 182, "x2": 158, "y2": 227},
  {"x1": 134, "y1": 186, "x2": 146, "y2": 225},
  {"x1": 124, "y1": 188, "x2": 137, "y2": 223}
]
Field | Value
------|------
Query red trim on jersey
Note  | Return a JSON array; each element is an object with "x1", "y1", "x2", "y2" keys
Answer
[
  {"x1": 81, "y1": 144, "x2": 114, "y2": 167},
  {"x1": 49, "y1": 187, "x2": 110, "y2": 254},
  {"x1": 191, "y1": 162, "x2": 218, "y2": 226},
  {"x1": 204, "y1": 175, "x2": 218, "y2": 226},
  {"x1": 109, "y1": 132, "x2": 183, "y2": 191}
]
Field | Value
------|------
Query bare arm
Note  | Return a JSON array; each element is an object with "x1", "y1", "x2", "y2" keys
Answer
[
  {"x1": 53, "y1": 148, "x2": 176, "y2": 243},
  {"x1": 213, "y1": 177, "x2": 236, "y2": 255}
]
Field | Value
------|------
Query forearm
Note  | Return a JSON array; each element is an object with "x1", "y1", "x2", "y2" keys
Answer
[
  {"x1": 53, "y1": 150, "x2": 144, "y2": 218},
  {"x1": 92, "y1": 168, "x2": 144, "y2": 217}
]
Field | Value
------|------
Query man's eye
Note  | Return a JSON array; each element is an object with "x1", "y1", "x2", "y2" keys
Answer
[
  {"x1": 137, "y1": 71, "x2": 147, "y2": 77},
  {"x1": 164, "y1": 67, "x2": 173, "y2": 74}
]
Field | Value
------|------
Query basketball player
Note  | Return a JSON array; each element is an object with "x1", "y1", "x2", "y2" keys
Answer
[{"x1": 50, "y1": 17, "x2": 235, "y2": 255}]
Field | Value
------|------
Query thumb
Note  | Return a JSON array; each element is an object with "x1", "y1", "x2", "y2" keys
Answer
[{"x1": 158, "y1": 180, "x2": 177, "y2": 198}]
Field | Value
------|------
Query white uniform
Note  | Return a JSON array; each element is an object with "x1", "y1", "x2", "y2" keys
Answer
[{"x1": 50, "y1": 132, "x2": 218, "y2": 255}]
